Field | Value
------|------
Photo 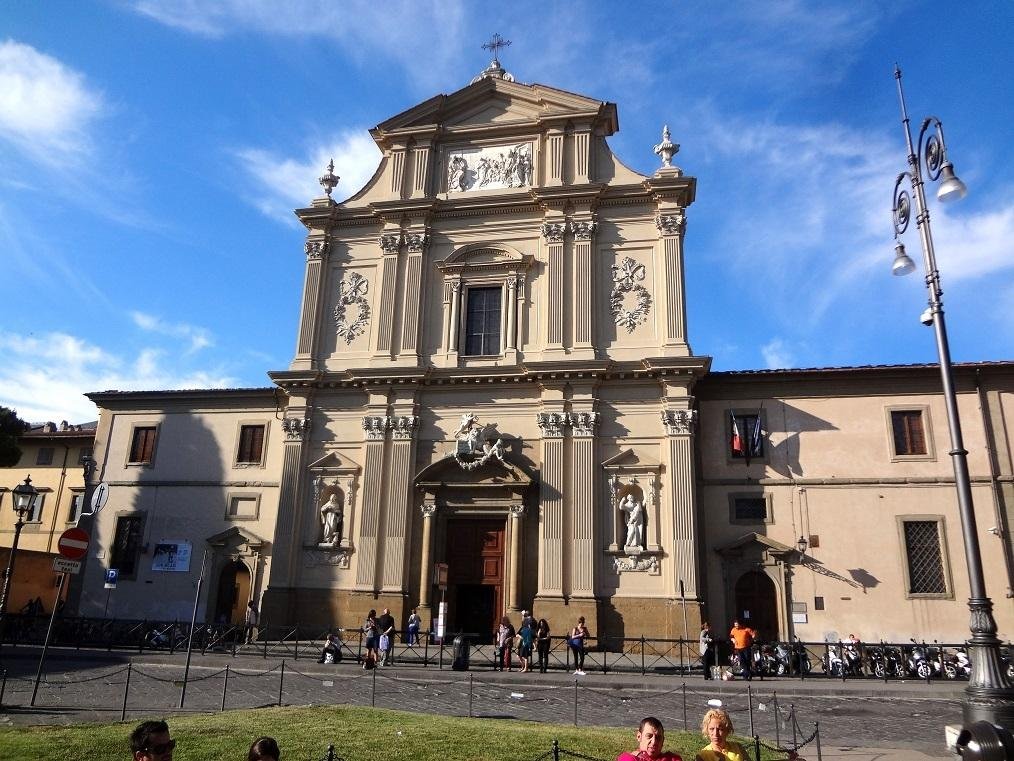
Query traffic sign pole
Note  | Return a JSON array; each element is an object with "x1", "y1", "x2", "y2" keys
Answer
[{"x1": 31, "y1": 572, "x2": 66, "y2": 706}]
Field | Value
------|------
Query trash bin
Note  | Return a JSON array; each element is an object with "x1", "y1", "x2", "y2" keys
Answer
[{"x1": 452, "y1": 634, "x2": 470, "y2": 671}]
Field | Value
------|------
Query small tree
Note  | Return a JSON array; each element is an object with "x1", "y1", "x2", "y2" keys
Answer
[{"x1": 0, "y1": 406, "x2": 30, "y2": 467}]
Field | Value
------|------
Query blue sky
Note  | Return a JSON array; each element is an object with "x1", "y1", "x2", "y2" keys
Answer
[{"x1": 1, "y1": 1, "x2": 1012, "y2": 423}]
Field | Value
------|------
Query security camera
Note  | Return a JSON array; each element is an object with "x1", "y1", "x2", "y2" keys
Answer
[{"x1": 920, "y1": 308, "x2": 934, "y2": 326}]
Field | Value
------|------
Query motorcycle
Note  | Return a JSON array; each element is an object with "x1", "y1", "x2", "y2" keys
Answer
[
  {"x1": 906, "y1": 639, "x2": 941, "y2": 679},
  {"x1": 867, "y1": 644, "x2": 906, "y2": 678},
  {"x1": 822, "y1": 644, "x2": 845, "y2": 677},
  {"x1": 943, "y1": 647, "x2": 971, "y2": 680},
  {"x1": 841, "y1": 642, "x2": 863, "y2": 677}
]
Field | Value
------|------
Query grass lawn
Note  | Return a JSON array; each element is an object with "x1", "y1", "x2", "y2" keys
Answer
[{"x1": 0, "y1": 705, "x2": 772, "y2": 761}]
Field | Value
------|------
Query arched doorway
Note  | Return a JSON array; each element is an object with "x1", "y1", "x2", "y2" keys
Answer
[
  {"x1": 734, "y1": 570, "x2": 778, "y2": 640},
  {"x1": 214, "y1": 560, "x2": 251, "y2": 625}
]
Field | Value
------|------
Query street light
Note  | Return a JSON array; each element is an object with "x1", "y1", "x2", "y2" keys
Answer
[
  {"x1": 890, "y1": 66, "x2": 1014, "y2": 730},
  {"x1": 0, "y1": 475, "x2": 38, "y2": 627}
]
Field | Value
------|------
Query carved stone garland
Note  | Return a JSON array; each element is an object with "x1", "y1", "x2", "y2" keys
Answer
[
  {"x1": 609, "y1": 257, "x2": 652, "y2": 333},
  {"x1": 333, "y1": 272, "x2": 371, "y2": 344}
]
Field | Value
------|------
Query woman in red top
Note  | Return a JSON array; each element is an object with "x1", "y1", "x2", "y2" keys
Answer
[{"x1": 616, "y1": 717, "x2": 683, "y2": 761}]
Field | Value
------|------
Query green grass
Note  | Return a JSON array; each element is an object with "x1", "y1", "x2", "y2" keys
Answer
[{"x1": 0, "y1": 705, "x2": 770, "y2": 761}]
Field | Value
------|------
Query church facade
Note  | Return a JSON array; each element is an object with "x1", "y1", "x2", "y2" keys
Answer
[{"x1": 77, "y1": 61, "x2": 1014, "y2": 645}]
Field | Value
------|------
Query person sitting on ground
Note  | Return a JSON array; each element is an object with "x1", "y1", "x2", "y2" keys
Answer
[
  {"x1": 248, "y1": 736, "x2": 281, "y2": 761},
  {"x1": 317, "y1": 629, "x2": 342, "y2": 663},
  {"x1": 130, "y1": 719, "x2": 176, "y2": 761},
  {"x1": 617, "y1": 716, "x2": 683, "y2": 761},
  {"x1": 695, "y1": 708, "x2": 747, "y2": 761}
]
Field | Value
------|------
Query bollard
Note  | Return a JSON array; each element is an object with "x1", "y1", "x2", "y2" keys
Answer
[
  {"x1": 371, "y1": 660, "x2": 377, "y2": 707},
  {"x1": 468, "y1": 673, "x2": 473, "y2": 718},
  {"x1": 120, "y1": 663, "x2": 132, "y2": 721},
  {"x1": 682, "y1": 682, "x2": 688, "y2": 730},
  {"x1": 221, "y1": 665, "x2": 230, "y2": 712},
  {"x1": 747, "y1": 684, "x2": 754, "y2": 737},
  {"x1": 0, "y1": 667, "x2": 6, "y2": 708},
  {"x1": 573, "y1": 680, "x2": 578, "y2": 726},
  {"x1": 641, "y1": 636, "x2": 646, "y2": 675},
  {"x1": 424, "y1": 634, "x2": 429, "y2": 668},
  {"x1": 278, "y1": 660, "x2": 285, "y2": 707},
  {"x1": 753, "y1": 735, "x2": 761, "y2": 761},
  {"x1": 773, "y1": 692, "x2": 780, "y2": 747},
  {"x1": 553, "y1": 739, "x2": 560, "y2": 761},
  {"x1": 790, "y1": 704, "x2": 797, "y2": 748},
  {"x1": 815, "y1": 721, "x2": 822, "y2": 761},
  {"x1": 325, "y1": 744, "x2": 336, "y2": 761}
]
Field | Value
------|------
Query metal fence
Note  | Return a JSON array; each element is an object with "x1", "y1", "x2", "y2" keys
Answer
[{"x1": 1, "y1": 613, "x2": 1009, "y2": 683}]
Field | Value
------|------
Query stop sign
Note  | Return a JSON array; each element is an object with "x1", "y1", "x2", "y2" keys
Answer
[{"x1": 58, "y1": 527, "x2": 90, "y2": 560}]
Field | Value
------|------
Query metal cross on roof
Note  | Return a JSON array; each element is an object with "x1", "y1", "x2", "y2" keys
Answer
[{"x1": 482, "y1": 33, "x2": 511, "y2": 63}]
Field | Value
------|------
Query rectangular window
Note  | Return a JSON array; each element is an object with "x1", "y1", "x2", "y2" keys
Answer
[
  {"x1": 814, "y1": 596, "x2": 825, "y2": 611},
  {"x1": 110, "y1": 515, "x2": 144, "y2": 577},
  {"x1": 68, "y1": 493, "x2": 85, "y2": 524},
  {"x1": 730, "y1": 413, "x2": 764, "y2": 460},
  {"x1": 903, "y1": 519, "x2": 947, "y2": 594},
  {"x1": 128, "y1": 426, "x2": 157, "y2": 464},
  {"x1": 236, "y1": 425, "x2": 265, "y2": 465},
  {"x1": 733, "y1": 497, "x2": 768, "y2": 522},
  {"x1": 227, "y1": 496, "x2": 259, "y2": 519},
  {"x1": 25, "y1": 493, "x2": 44, "y2": 523},
  {"x1": 464, "y1": 286, "x2": 502, "y2": 356},
  {"x1": 891, "y1": 410, "x2": 927, "y2": 456},
  {"x1": 36, "y1": 447, "x2": 54, "y2": 466}
]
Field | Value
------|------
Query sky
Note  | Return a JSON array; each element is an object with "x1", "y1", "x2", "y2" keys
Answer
[{"x1": 1, "y1": 1, "x2": 1013, "y2": 424}]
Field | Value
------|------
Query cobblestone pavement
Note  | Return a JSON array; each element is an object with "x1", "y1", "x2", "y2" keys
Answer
[{"x1": 0, "y1": 649, "x2": 964, "y2": 758}]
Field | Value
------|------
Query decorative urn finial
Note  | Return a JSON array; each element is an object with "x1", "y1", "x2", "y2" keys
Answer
[
  {"x1": 319, "y1": 158, "x2": 339, "y2": 197},
  {"x1": 653, "y1": 125, "x2": 679, "y2": 168}
]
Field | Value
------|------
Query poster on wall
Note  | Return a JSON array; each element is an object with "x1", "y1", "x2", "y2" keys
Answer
[{"x1": 151, "y1": 541, "x2": 192, "y2": 572}]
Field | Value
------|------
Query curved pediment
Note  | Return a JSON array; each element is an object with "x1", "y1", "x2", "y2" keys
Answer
[
  {"x1": 415, "y1": 454, "x2": 534, "y2": 490},
  {"x1": 437, "y1": 242, "x2": 533, "y2": 272}
]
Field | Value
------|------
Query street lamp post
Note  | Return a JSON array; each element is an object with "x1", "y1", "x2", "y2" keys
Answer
[
  {"x1": 0, "y1": 475, "x2": 39, "y2": 629},
  {"x1": 890, "y1": 66, "x2": 1014, "y2": 730}
]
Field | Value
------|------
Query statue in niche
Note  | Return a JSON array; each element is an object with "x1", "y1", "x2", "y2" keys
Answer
[
  {"x1": 320, "y1": 492, "x2": 342, "y2": 545},
  {"x1": 620, "y1": 493, "x2": 645, "y2": 550}
]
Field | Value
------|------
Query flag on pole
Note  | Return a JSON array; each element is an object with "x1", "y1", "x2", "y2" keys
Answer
[
  {"x1": 750, "y1": 414, "x2": 763, "y2": 457},
  {"x1": 730, "y1": 411, "x2": 743, "y2": 456}
]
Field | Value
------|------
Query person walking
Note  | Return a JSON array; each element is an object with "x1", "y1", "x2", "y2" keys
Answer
[
  {"x1": 407, "y1": 608, "x2": 422, "y2": 645},
  {"x1": 244, "y1": 601, "x2": 259, "y2": 645},
  {"x1": 699, "y1": 622, "x2": 715, "y2": 679},
  {"x1": 569, "y1": 616, "x2": 589, "y2": 675},
  {"x1": 377, "y1": 608, "x2": 396, "y2": 666},
  {"x1": 535, "y1": 618, "x2": 552, "y2": 673},
  {"x1": 729, "y1": 619, "x2": 756, "y2": 681}
]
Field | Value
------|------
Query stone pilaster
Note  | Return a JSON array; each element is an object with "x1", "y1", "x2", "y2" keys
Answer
[
  {"x1": 536, "y1": 411, "x2": 567, "y2": 597},
  {"x1": 400, "y1": 232, "x2": 428, "y2": 358},
  {"x1": 355, "y1": 415, "x2": 389, "y2": 589},
  {"x1": 655, "y1": 211, "x2": 691, "y2": 355},
  {"x1": 409, "y1": 139, "x2": 433, "y2": 199},
  {"x1": 508, "y1": 503, "x2": 526, "y2": 611},
  {"x1": 661, "y1": 408, "x2": 700, "y2": 597},
  {"x1": 418, "y1": 501, "x2": 437, "y2": 613},
  {"x1": 381, "y1": 415, "x2": 418, "y2": 591},
  {"x1": 292, "y1": 238, "x2": 329, "y2": 367},
  {"x1": 542, "y1": 221, "x2": 567, "y2": 353},
  {"x1": 569, "y1": 411, "x2": 598, "y2": 597},
  {"x1": 546, "y1": 128, "x2": 564, "y2": 186},
  {"x1": 374, "y1": 231, "x2": 401, "y2": 358},
  {"x1": 573, "y1": 129, "x2": 591, "y2": 184},
  {"x1": 570, "y1": 219, "x2": 597, "y2": 358},
  {"x1": 265, "y1": 412, "x2": 312, "y2": 593}
]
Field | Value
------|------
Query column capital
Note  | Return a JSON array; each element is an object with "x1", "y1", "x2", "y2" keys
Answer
[
  {"x1": 304, "y1": 239, "x2": 329, "y2": 260},
  {"x1": 541, "y1": 221, "x2": 567, "y2": 243},
  {"x1": 509, "y1": 503, "x2": 527, "y2": 519},
  {"x1": 379, "y1": 233, "x2": 402, "y2": 253},
  {"x1": 420, "y1": 502, "x2": 438, "y2": 518},
  {"x1": 570, "y1": 220, "x2": 597, "y2": 240},
  {"x1": 362, "y1": 415, "x2": 389, "y2": 440},
  {"x1": 390, "y1": 415, "x2": 419, "y2": 439},
  {"x1": 655, "y1": 211, "x2": 686, "y2": 236},
  {"x1": 281, "y1": 416, "x2": 311, "y2": 441},
  {"x1": 405, "y1": 232, "x2": 429, "y2": 253},
  {"x1": 568, "y1": 411, "x2": 599, "y2": 437},
  {"x1": 661, "y1": 409, "x2": 697, "y2": 436},
  {"x1": 537, "y1": 412, "x2": 567, "y2": 438}
]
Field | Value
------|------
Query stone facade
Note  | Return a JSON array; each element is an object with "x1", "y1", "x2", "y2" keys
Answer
[{"x1": 76, "y1": 72, "x2": 1014, "y2": 645}]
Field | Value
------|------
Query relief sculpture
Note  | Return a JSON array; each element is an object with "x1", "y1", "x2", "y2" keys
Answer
[{"x1": 447, "y1": 143, "x2": 533, "y2": 193}]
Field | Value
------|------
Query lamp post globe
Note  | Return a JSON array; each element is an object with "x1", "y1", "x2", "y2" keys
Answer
[
  {"x1": 0, "y1": 475, "x2": 38, "y2": 627},
  {"x1": 890, "y1": 67, "x2": 1014, "y2": 731}
]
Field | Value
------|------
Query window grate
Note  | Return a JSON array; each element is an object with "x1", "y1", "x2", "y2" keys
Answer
[{"x1": 904, "y1": 520, "x2": 946, "y2": 594}]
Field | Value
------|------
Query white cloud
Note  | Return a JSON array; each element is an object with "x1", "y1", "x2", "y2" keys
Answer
[
  {"x1": 130, "y1": 311, "x2": 213, "y2": 353},
  {"x1": 234, "y1": 131, "x2": 381, "y2": 224},
  {"x1": 131, "y1": 0, "x2": 468, "y2": 92},
  {"x1": 0, "y1": 39, "x2": 105, "y2": 165},
  {"x1": 761, "y1": 338, "x2": 795, "y2": 370},
  {"x1": 930, "y1": 204, "x2": 1014, "y2": 281},
  {"x1": 0, "y1": 331, "x2": 234, "y2": 423}
]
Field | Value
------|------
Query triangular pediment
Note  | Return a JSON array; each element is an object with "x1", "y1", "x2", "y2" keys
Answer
[
  {"x1": 715, "y1": 532, "x2": 795, "y2": 558},
  {"x1": 206, "y1": 525, "x2": 265, "y2": 551},
  {"x1": 372, "y1": 78, "x2": 616, "y2": 146},
  {"x1": 602, "y1": 448, "x2": 662, "y2": 471},
  {"x1": 307, "y1": 451, "x2": 360, "y2": 473}
]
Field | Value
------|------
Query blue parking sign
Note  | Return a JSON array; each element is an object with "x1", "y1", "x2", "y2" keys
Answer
[{"x1": 104, "y1": 568, "x2": 119, "y2": 589}]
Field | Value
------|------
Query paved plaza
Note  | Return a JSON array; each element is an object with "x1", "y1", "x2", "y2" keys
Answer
[{"x1": 0, "y1": 647, "x2": 965, "y2": 760}]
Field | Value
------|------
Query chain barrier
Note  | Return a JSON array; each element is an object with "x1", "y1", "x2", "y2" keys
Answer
[{"x1": 21, "y1": 665, "x2": 131, "y2": 685}]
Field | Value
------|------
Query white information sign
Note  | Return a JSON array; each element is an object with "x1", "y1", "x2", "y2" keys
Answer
[
  {"x1": 436, "y1": 601, "x2": 447, "y2": 641},
  {"x1": 53, "y1": 557, "x2": 81, "y2": 574},
  {"x1": 151, "y1": 541, "x2": 192, "y2": 572}
]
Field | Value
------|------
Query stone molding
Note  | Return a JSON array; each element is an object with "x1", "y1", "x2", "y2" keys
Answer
[
  {"x1": 569, "y1": 411, "x2": 599, "y2": 437},
  {"x1": 661, "y1": 409, "x2": 698, "y2": 436},
  {"x1": 333, "y1": 271, "x2": 371, "y2": 345},
  {"x1": 379, "y1": 233, "x2": 402, "y2": 253},
  {"x1": 281, "y1": 416, "x2": 311, "y2": 441},
  {"x1": 390, "y1": 415, "x2": 419, "y2": 440},
  {"x1": 362, "y1": 416, "x2": 389, "y2": 440},
  {"x1": 304, "y1": 239, "x2": 329, "y2": 260},
  {"x1": 570, "y1": 220, "x2": 597, "y2": 240},
  {"x1": 541, "y1": 222, "x2": 567, "y2": 243},
  {"x1": 405, "y1": 232, "x2": 428, "y2": 252},
  {"x1": 655, "y1": 212, "x2": 685, "y2": 236}
]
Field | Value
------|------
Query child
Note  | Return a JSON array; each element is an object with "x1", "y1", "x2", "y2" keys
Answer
[{"x1": 617, "y1": 717, "x2": 683, "y2": 761}]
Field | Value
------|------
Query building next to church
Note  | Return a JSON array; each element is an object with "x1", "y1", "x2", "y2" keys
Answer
[{"x1": 75, "y1": 55, "x2": 1013, "y2": 645}]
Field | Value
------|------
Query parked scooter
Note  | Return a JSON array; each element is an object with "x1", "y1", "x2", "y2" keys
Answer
[
  {"x1": 841, "y1": 641, "x2": 863, "y2": 677},
  {"x1": 823, "y1": 643, "x2": 845, "y2": 677},
  {"x1": 867, "y1": 643, "x2": 906, "y2": 678},
  {"x1": 943, "y1": 647, "x2": 971, "y2": 680},
  {"x1": 906, "y1": 639, "x2": 941, "y2": 679}
]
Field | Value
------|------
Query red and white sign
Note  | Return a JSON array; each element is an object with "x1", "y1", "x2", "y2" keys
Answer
[{"x1": 58, "y1": 527, "x2": 90, "y2": 560}]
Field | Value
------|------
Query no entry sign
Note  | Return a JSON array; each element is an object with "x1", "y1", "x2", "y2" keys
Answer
[{"x1": 58, "y1": 527, "x2": 90, "y2": 560}]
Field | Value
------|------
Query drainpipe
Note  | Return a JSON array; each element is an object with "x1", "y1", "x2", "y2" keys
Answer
[{"x1": 974, "y1": 368, "x2": 1014, "y2": 597}]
